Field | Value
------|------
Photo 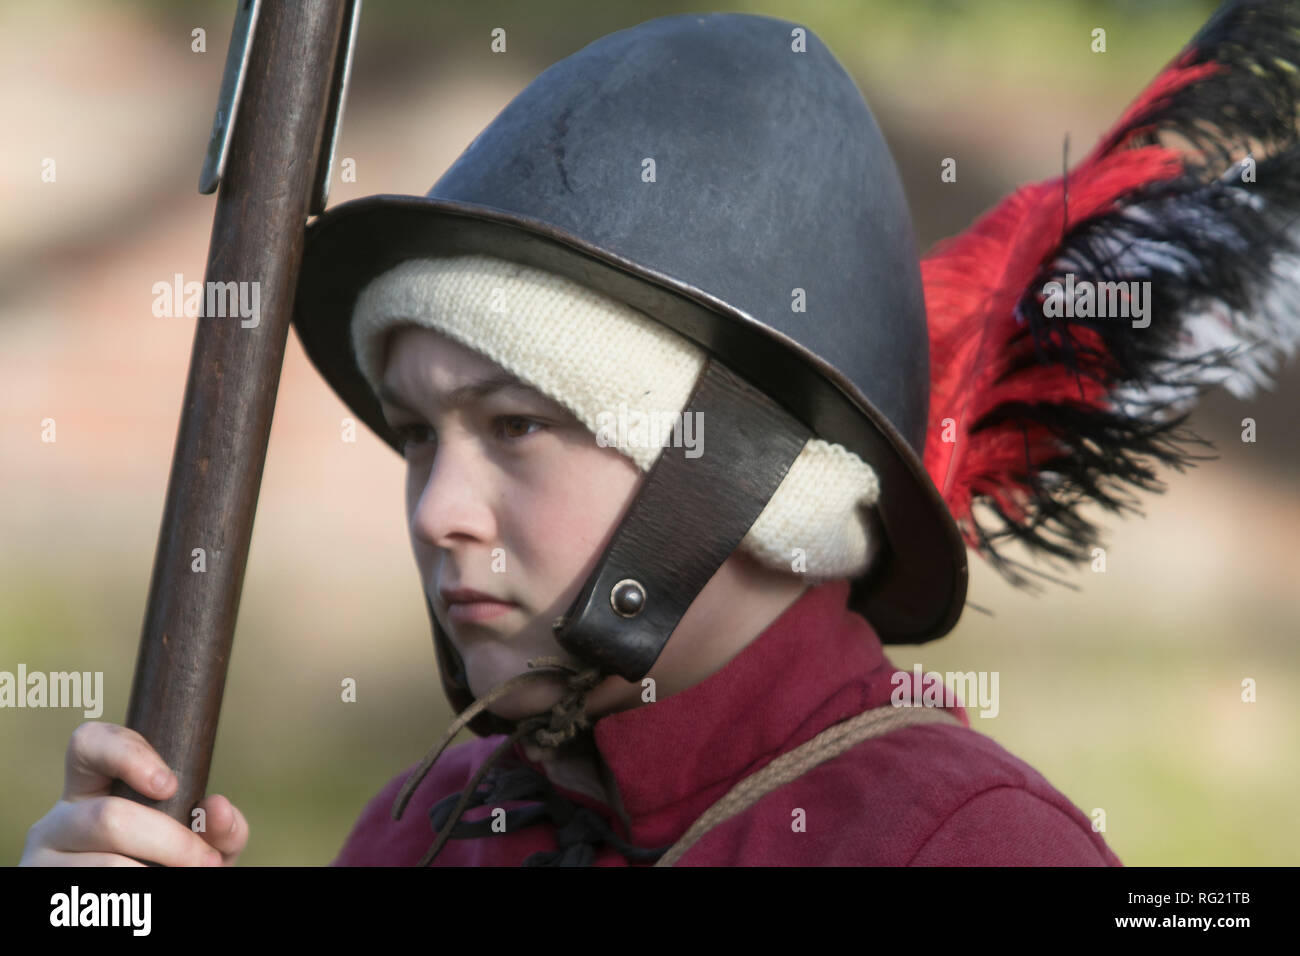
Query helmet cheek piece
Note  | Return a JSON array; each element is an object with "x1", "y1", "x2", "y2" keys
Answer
[{"x1": 551, "y1": 357, "x2": 810, "y2": 681}]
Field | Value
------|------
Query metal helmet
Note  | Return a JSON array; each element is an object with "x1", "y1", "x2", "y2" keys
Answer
[{"x1": 293, "y1": 11, "x2": 968, "y2": 737}]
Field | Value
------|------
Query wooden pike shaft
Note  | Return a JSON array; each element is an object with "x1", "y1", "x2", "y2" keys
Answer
[{"x1": 111, "y1": 2, "x2": 350, "y2": 835}]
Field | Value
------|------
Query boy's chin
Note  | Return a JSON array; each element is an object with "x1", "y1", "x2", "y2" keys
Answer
[
  {"x1": 461, "y1": 656, "x2": 569, "y2": 718},
  {"x1": 483, "y1": 680, "x2": 568, "y2": 721},
  {"x1": 457, "y1": 637, "x2": 588, "y2": 719}
]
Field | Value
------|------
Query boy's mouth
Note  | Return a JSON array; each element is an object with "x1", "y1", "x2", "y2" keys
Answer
[
  {"x1": 439, "y1": 586, "x2": 519, "y2": 623},
  {"x1": 446, "y1": 598, "x2": 518, "y2": 623}
]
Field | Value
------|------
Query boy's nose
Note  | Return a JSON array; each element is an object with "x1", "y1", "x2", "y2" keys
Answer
[{"x1": 408, "y1": 438, "x2": 497, "y2": 551}]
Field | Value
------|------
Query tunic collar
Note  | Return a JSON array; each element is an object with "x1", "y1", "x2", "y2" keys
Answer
[{"x1": 601, "y1": 579, "x2": 882, "y2": 816}]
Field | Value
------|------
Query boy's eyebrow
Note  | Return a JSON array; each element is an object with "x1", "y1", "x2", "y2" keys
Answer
[{"x1": 377, "y1": 372, "x2": 546, "y2": 414}]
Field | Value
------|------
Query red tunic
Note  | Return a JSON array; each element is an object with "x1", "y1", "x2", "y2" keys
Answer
[{"x1": 333, "y1": 580, "x2": 1122, "y2": 866}]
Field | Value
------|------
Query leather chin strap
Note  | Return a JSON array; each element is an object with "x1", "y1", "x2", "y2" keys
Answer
[{"x1": 551, "y1": 356, "x2": 812, "y2": 682}]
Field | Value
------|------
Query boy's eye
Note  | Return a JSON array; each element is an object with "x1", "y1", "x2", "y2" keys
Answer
[
  {"x1": 393, "y1": 423, "x2": 436, "y2": 452},
  {"x1": 391, "y1": 417, "x2": 543, "y2": 453},
  {"x1": 497, "y1": 416, "x2": 545, "y2": 440}
]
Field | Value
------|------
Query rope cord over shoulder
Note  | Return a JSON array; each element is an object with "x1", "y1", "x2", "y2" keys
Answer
[{"x1": 654, "y1": 703, "x2": 965, "y2": 867}]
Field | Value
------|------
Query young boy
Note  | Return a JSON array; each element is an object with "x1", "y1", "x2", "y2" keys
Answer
[
  {"x1": 22, "y1": 2, "x2": 1299, "y2": 866},
  {"x1": 325, "y1": 259, "x2": 1118, "y2": 866}
]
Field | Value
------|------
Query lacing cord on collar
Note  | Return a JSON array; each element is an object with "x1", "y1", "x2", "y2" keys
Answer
[
  {"x1": 391, "y1": 656, "x2": 670, "y2": 866},
  {"x1": 428, "y1": 763, "x2": 671, "y2": 866}
]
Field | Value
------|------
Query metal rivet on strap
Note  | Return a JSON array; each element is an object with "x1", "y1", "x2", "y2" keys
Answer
[{"x1": 610, "y1": 579, "x2": 646, "y2": 618}]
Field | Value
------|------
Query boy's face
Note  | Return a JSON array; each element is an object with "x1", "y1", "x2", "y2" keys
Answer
[{"x1": 378, "y1": 326, "x2": 644, "y2": 719}]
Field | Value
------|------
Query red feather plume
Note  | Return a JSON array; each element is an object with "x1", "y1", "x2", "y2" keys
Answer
[{"x1": 923, "y1": 0, "x2": 1300, "y2": 588}]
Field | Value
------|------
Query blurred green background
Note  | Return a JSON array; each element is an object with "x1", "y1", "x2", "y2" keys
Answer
[{"x1": 2, "y1": 0, "x2": 1296, "y2": 865}]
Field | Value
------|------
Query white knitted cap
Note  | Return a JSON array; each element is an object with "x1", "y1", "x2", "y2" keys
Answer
[{"x1": 350, "y1": 255, "x2": 881, "y2": 581}]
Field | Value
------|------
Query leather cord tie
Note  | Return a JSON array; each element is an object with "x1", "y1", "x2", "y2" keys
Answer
[{"x1": 392, "y1": 656, "x2": 662, "y2": 866}]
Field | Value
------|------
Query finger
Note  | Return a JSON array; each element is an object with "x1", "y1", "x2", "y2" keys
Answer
[
  {"x1": 63, "y1": 722, "x2": 176, "y2": 803},
  {"x1": 194, "y1": 795, "x2": 249, "y2": 862},
  {"x1": 54, "y1": 797, "x2": 223, "y2": 868},
  {"x1": 24, "y1": 848, "x2": 147, "y2": 867}
]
